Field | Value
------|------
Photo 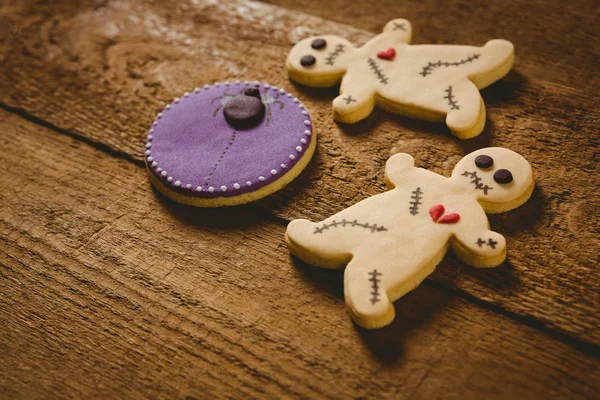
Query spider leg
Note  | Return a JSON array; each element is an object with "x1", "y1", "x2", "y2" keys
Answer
[
  {"x1": 212, "y1": 104, "x2": 223, "y2": 117},
  {"x1": 266, "y1": 105, "x2": 272, "y2": 126},
  {"x1": 211, "y1": 89, "x2": 236, "y2": 105},
  {"x1": 274, "y1": 100, "x2": 284, "y2": 109}
]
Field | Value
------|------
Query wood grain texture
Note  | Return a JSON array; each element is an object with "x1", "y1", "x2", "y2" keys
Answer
[
  {"x1": 1, "y1": 0, "x2": 598, "y2": 347},
  {"x1": 0, "y1": 0, "x2": 599, "y2": 397},
  {"x1": 1, "y1": 109, "x2": 599, "y2": 399}
]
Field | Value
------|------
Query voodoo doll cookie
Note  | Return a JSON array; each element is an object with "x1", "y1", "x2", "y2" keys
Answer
[
  {"x1": 286, "y1": 148, "x2": 534, "y2": 328},
  {"x1": 145, "y1": 81, "x2": 316, "y2": 207},
  {"x1": 286, "y1": 18, "x2": 514, "y2": 138}
]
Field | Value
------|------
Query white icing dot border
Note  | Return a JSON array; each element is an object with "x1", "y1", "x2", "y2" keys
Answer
[{"x1": 145, "y1": 81, "x2": 313, "y2": 196}]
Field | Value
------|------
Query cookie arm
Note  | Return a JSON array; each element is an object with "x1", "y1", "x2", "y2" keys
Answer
[
  {"x1": 382, "y1": 18, "x2": 412, "y2": 44},
  {"x1": 450, "y1": 229, "x2": 506, "y2": 268},
  {"x1": 470, "y1": 39, "x2": 514, "y2": 89},
  {"x1": 384, "y1": 153, "x2": 415, "y2": 188}
]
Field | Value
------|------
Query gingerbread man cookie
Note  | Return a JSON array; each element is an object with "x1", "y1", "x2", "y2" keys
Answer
[
  {"x1": 285, "y1": 148, "x2": 534, "y2": 328},
  {"x1": 286, "y1": 19, "x2": 514, "y2": 138}
]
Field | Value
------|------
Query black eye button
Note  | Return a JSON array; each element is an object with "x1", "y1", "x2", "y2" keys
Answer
[
  {"x1": 300, "y1": 55, "x2": 316, "y2": 66},
  {"x1": 311, "y1": 39, "x2": 327, "y2": 49},
  {"x1": 494, "y1": 169, "x2": 513, "y2": 184},
  {"x1": 475, "y1": 155, "x2": 493, "y2": 169}
]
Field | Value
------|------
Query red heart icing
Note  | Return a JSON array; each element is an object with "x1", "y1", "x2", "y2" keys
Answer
[
  {"x1": 438, "y1": 213, "x2": 460, "y2": 224},
  {"x1": 429, "y1": 204, "x2": 460, "y2": 224},
  {"x1": 376, "y1": 48, "x2": 396, "y2": 60},
  {"x1": 429, "y1": 204, "x2": 445, "y2": 222}
]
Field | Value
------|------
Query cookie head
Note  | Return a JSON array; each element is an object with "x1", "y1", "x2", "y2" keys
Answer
[
  {"x1": 452, "y1": 147, "x2": 534, "y2": 213},
  {"x1": 286, "y1": 35, "x2": 354, "y2": 87}
]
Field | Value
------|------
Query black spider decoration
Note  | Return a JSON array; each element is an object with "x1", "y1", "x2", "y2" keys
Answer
[{"x1": 210, "y1": 87, "x2": 284, "y2": 126}]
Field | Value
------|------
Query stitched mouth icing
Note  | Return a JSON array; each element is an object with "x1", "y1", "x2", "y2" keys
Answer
[
  {"x1": 461, "y1": 171, "x2": 492, "y2": 195},
  {"x1": 325, "y1": 44, "x2": 345, "y2": 66}
]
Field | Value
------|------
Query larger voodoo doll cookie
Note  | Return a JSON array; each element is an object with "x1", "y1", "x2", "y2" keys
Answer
[
  {"x1": 285, "y1": 148, "x2": 534, "y2": 328},
  {"x1": 286, "y1": 19, "x2": 514, "y2": 139}
]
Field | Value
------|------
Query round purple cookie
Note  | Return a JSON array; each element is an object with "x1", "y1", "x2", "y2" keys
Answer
[{"x1": 145, "y1": 81, "x2": 316, "y2": 207}]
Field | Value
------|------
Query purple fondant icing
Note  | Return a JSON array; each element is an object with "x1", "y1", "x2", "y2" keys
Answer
[{"x1": 145, "y1": 82, "x2": 313, "y2": 198}]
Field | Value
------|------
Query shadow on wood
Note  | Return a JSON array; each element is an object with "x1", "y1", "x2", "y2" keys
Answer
[
  {"x1": 289, "y1": 254, "x2": 345, "y2": 299},
  {"x1": 356, "y1": 285, "x2": 451, "y2": 364},
  {"x1": 149, "y1": 184, "x2": 277, "y2": 230},
  {"x1": 488, "y1": 185, "x2": 544, "y2": 234},
  {"x1": 482, "y1": 70, "x2": 527, "y2": 105}
]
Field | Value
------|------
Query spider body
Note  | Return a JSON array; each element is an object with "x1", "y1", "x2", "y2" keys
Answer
[{"x1": 210, "y1": 87, "x2": 284, "y2": 126}]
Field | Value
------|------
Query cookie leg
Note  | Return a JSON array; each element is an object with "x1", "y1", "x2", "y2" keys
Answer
[
  {"x1": 444, "y1": 79, "x2": 486, "y2": 139},
  {"x1": 285, "y1": 219, "x2": 353, "y2": 268},
  {"x1": 344, "y1": 243, "x2": 446, "y2": 329},
  {"x1": 332, "y1": 88, "x2": 376, "y2": 123},
  {"x1": 344, "y1": 256, "x2": 395, "y2": 329}
]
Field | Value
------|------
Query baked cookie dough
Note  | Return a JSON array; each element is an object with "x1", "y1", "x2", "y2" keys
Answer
[
  {"x1": 286, "y1": 18, "x2": 514, "y2": 139},
  {"x1": 145, "y1": 81, "x2": 316, "y2": 207},
  {"x1": 286, "y1": 148, "x2": 534, "y2": 328}
]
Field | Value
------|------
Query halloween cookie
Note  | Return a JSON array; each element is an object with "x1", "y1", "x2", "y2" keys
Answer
[
  {"x1": 145, "y1": 81, "x2": 316, "y2": 207},
  {"x1": 286, "y1": 148, "x2": 534, "y2": 328},
  {"x1": 286, "y1": 18, "x2": 514, "y2": 139}
]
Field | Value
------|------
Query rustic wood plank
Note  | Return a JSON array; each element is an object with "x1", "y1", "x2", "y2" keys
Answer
[
  {"x1": 1, "y1": 0, "x2": 599, "y2": 347},
  {"x1": 1, "y1": 109, "x2": 599, "y2": 399}
]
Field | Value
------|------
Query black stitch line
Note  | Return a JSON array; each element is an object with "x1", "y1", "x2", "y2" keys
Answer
[
  {"x1": 393, "y1": 22, "x2": 406, "y2": 31},
  {"x1": 369, "y1": 269, "x2": 382, "y2": 304},
  {"x1": 313, "y1": 219, "x2": 388, "y2": 234},
  {"x1": 444, "y1": 86, "x2": 460, "y2": 110},
  {"x1": 343, "y1": 95, "x2": 356, "y2": 104},
  {"x1": 325, "y1": 44, "x2": 345, "y2": 66},
  {"x1": 204, "y1": 131, "x2": 237, "y2": 187},
  {"x1": 462, "y1": 171, "x2": 492, "y2": 195},
  {"x1": 409, "y1": 187, "x2": 423, "y2": 215},
  {"x1": 420, "y1": 54, "x2": 481, "y2": 77},
  {"x1": 367, "y1": 58, "x2": 389, "y2": 84},
  {"x1": 476, "y1": 237, "x2": 498, "y2": 249}
]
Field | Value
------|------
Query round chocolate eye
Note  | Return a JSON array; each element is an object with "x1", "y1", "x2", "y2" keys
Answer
[
  {"x1": 475, "y1": 155, "x2": 493, "y2": 169},
  {"x1": 300, "y1": 55, "x2": 316, "y2": 67},
  {"x1": 311, "y1": 39, "x2": 326, "y2": 49},
  {"x1": 493, "y1": 169, "x2": 513, "y2": 184}
]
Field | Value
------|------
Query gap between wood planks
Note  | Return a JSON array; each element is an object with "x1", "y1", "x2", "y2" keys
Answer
[
  {"x1": 2, "y1": 0, "x2": 598, "y2": 346},
  {"x1": 2, "y1": 102, "x2": 598, "y2": 358},
  {"x1": 2, "y1": 107, "x2": 599, "y2": 399}
]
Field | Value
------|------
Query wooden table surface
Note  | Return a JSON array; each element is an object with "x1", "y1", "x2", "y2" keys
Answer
[{"x1": 1, "y1": 0, "x2": 598, "y2": 398}]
